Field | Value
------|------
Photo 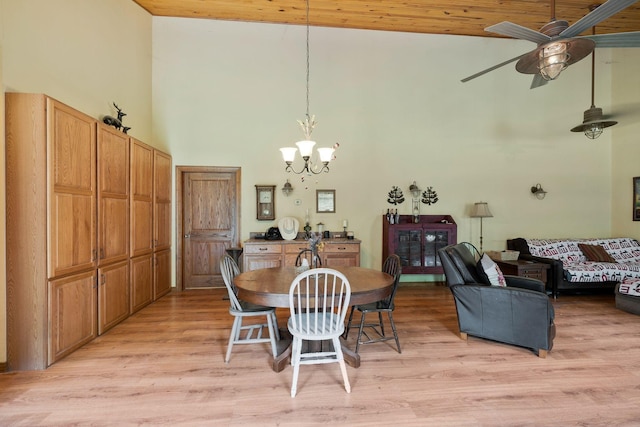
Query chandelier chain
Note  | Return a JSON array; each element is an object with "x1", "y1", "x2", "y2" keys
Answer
[{"x1": 305, "y1": 0, "x2": 310, "y2": 120}]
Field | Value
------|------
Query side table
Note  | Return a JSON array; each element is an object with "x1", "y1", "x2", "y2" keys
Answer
[{"x1": 494, "y1": 259, "x2": 550, "y2": 289}]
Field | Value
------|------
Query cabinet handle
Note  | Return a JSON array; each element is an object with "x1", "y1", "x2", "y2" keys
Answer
[
  {"x1": 259, "y1": 247, "x2": 268, "y2": 251},
  {"x1": 337, "y1": 247, "x2": 347, "y2": 251},
  {"x1": 100, "y1": 248, "x2": 105, "y2": 259},
  {"x1": 184, "y1": 234, "x2": 191, "y2": 238},
  {"x1": 100, "y1": 274, "x2": 106, "y2": 286},
  {"x1": 92, "y1": 249, "x2": 97, "y2": 261}
]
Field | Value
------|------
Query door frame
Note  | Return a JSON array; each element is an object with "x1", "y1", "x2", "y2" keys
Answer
[{"x1": 175, "y1": 166, "x2": 241, "y2": 291}]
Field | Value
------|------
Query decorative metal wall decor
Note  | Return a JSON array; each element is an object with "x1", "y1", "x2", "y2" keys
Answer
[
  {"x1": 387, "y1": 186, "x2": 405, "y2": 205},
  {"x1": 421, "y1": 187, "x2": 439, "y2": 205}
]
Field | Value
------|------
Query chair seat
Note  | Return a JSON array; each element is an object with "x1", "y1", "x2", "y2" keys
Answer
[
  {"x1": 288, "y1": 313, "x2": 344, "y2": 339},
  {"x1": 238, "y1": 300, "x2": 275, "y2": 313},
  {"x1": 355, "y1": 301, "x2": 392, "y2": 312}
]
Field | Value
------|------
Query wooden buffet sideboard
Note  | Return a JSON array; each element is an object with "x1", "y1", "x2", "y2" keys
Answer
[{"x1": 243, "y1": 238, "x2": 361, "y2": 271}]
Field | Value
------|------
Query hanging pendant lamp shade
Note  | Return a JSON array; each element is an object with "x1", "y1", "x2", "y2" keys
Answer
[{"x1": 570, "y1": 20, "x2": 617, "y2": 140}]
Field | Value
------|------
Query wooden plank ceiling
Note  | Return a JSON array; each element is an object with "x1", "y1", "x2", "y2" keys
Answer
[{"x1": 132, "y1": 0, "x2": 640, "y2": 38}]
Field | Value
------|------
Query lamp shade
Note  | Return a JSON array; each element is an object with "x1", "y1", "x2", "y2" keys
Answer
[
  {"x1": 316, "y1": 147, "x2": 335, "y2": 163},
  {"x1": 295, "y1": 140, "x2": 316, "y2": 157},
  {"x1": 470, "y1": 202, "x2": 493, "y2": 218}
]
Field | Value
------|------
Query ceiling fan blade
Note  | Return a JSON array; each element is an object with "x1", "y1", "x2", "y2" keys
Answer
[
  {"x1": 486, "y1": 21, "x2": 550, "y2": 44},
  {"x1": 530, "y1": 74, "x2": 548, "y2": 89},
  {"x1": 461, "y1": 54, "x2": 526, "y2": 82},
  {"x1": 561, "y1": 0, "x2": 640, "y2": 38},
  {"x1": 584, "y1": 31, "x2": 640, "y2": 47}
]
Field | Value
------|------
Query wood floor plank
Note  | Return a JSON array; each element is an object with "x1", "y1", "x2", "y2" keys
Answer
[{"x1": 1, "y1": 285, "x2": 640, "y2": 426}]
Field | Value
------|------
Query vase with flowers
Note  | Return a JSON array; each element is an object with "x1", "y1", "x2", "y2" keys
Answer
[{"x1": 308, "y1": 232, "x2": 324, "y2": 268}]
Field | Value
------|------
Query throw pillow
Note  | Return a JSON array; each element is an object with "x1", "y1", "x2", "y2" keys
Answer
[
  {"x1": 476, "y1": 254, "x2": 506, "y2": 286},
  {"x1": 578, "y1": 244, "x2": 617, "y2": 263}
]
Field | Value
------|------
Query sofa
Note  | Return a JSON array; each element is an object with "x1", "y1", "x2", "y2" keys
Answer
[{"x1": 507, "y1": 237, "x2": 640, "y2": 298}]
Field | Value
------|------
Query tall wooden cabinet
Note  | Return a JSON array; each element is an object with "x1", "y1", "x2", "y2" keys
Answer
[
  {"x1": 6, "y1": 93, "x2": 171, "y2": 371},
  {"x1": 383, "y1": 215, "x2": 457, "y2": 274},
  {"x1": 129, "y1": 139, "x2": 173, "y2": 311}
]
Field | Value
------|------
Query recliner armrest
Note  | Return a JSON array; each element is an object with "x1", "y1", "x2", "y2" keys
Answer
[{"x1": 504, "y1": 275, "x2": 545, "y2": 293}]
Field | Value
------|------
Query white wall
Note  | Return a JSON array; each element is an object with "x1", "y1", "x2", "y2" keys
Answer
[
  {"x1": 611, "y1": 48, "x2": 640, "y2": 237},
  {"x1": 0, "y1": 0, "x2": 152, "y2": 366},
  {"x1": 1, "y1": 0, "x2": 153, "y2": 141},
  {"x1": 153, "y1": 18, "x2": 620, "y2": 271}
]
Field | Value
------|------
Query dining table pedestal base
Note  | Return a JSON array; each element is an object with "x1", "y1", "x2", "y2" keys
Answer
[{"x1": 270, "y1": 329, "x2": 360, "y2": 372}]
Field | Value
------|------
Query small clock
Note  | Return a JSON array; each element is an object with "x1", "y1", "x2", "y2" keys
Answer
[{"x1": 256, "y1": 185, "x2": 276, "y2": 220}]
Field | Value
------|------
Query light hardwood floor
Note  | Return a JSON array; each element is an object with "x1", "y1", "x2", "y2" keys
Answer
[{"x1": 1, "y1": 284, "x2": 640, "y2": 426}]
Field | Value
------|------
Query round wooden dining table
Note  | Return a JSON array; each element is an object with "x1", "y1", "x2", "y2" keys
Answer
[{"x1": 234, "y1": 265, "x2": 394, "y2": 372}]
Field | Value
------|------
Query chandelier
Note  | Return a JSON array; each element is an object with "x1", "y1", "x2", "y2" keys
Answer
[{"x1": 279, "y1": 0, "x2": 335, "y2": 175}]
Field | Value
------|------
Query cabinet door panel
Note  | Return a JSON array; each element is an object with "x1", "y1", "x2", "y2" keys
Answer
[
  {"x1": 154, "y1": 249, "x2": 172, "y2": 299},
  {"x1": 131, "y1": 199, "x2": 153, "y2": 256},
  {"x1": 98, "y1": 261, "x2": 130, "y2": 335},
  {"x1": 154, "y1": 201, "x2": 171, "y2": 250},
  {"x1": 49, "y1": 193, "x2": 96, "y2": 277},
  {"x1": 47, "y1": 99, "x2": 97, "y2": 278},
  {"x1": 130, "y1": 255, "x2": 153, "y2": 313},
  {"x1": 49, "y1": 99, "x2": 95, "y2": 193},
  {"x1": 48, "y1": 271, "x2": 97, "y2": 365},
  {"x1": 244, "y1": 256, "x2": 283, "y2": 272},
  {"x1": 130, "y1": 140, "x2": 153, "y2": 257},
  {"x1": 99, "y1": 197, "x2": 129, "y2": 263},
  {"x1": 154, "y1": 151, "x2": 172, "y2": 251},
  {"x1": 98, "y1": 124, "x2": 129, "y2": 265},
  {"x1": 323, "y1": 253, "x2": 359, "y2": 267},
  {"x1": 131, "y1": 140, "x2": 153, "y2": 199}
]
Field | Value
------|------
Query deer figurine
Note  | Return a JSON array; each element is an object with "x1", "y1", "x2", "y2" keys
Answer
[{"x1": 102, "y1": 103, "x2": 131, "y2": 134}]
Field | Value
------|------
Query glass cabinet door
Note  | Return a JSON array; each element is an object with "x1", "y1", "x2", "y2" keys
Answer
[
  {"x1": 395, "y1": 229, "x2": 422, "y2": 267},
  {"x1": 424, "y1": 229, "x2": 449, "y2": 267}
]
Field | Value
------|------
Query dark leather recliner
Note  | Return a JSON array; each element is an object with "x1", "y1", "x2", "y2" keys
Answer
[{"x1": 438, "y1": 243, "x2": 555, "y2": 357}]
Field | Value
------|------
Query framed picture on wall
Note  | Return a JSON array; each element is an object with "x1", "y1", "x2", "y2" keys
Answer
[
  {"x1": 316, "y1": 189, "x2": 336, "y2": 213},
  {"x1": 634, "y1": 177, "x2": 640, "y2": 221}
]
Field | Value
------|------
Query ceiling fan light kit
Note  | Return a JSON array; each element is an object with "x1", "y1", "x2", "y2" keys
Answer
[{"x1": 462, "y1": 0, "x2": 640, "y2": 87}]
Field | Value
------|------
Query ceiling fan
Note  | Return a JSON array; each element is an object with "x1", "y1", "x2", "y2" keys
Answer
[
  {"x1": 462, "y1": 0, "x2": 640, "y2": 89},
  {"x1": 571, "y1": 20, "x2": 617, "y2": 138}
]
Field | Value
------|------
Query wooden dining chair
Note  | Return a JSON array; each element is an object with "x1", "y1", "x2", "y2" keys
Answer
[
  {"x1": 220, "y1": 254, "x2": 280, "y2": 363},
  {"x1": 343, "y1": 254, "x2": 402, "y2": 353},
  {"x1": 295, "y1": 249, "x2": 321, "y2": 268},
  {"x1": 288, "y1": 268, "x2": 351, "y2": 397}
]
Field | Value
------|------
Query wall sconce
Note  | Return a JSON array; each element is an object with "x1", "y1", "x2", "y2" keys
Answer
[
  {"x1": 531, "y1": 184, "x2": 547, "y2": 200},
  {"x1": 282, "y1": 179, "x2": 293, "y2": 197}
]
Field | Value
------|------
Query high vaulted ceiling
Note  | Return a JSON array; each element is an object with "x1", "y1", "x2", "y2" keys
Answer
[{"x1": 132, "y1": 0, "x2": 640, "y2": 38}]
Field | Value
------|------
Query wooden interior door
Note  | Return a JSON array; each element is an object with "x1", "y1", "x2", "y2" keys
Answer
[{"x1": 179, "y1": 167, "x2": 240, "y2": 289}]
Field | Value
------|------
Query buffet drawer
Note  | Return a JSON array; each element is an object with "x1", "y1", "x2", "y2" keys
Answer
[{"x1": 244, "y1": 243, "x2": 282, "y2": 254}]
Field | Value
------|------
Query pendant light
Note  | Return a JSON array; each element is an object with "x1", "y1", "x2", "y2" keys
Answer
[
  {"x1": 570, "y1": 15, "x2": 617, "y2": 139},
  {"x1": 280, "y1": 0, "x2": 335, "y2": 175}
]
